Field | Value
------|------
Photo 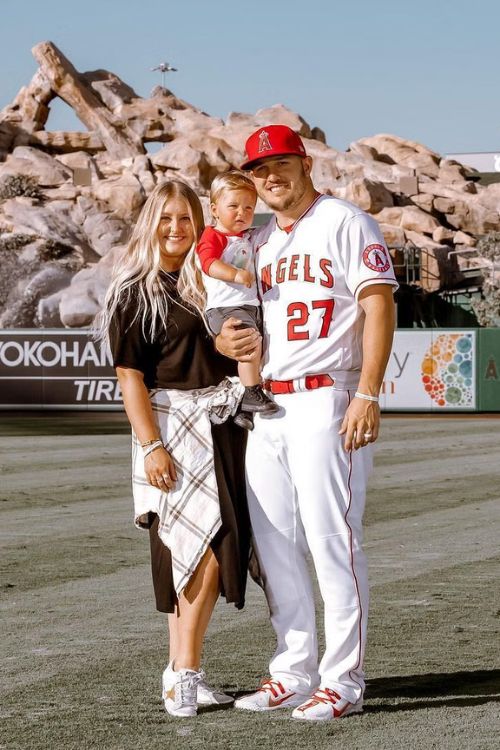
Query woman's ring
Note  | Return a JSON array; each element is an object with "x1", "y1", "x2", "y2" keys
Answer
[
  {"x1": 363, "y1": 432, "x2": 373, "y2": 439},
  {"x1": 162, "y1": 474, "x2": 170, "y2": 481}
]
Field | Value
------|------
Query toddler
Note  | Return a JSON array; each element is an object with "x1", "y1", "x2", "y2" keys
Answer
[{"x1": 196, "y1": 171, "x2": 278, "y2": 429}]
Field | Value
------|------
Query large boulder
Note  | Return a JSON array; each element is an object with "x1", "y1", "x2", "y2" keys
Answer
[
  {"x1": 59, "y1": 283, "x2": 101, "y2": 327},
  {"x1": 432, "y1": 226, "x2": 455, "y2": 243},
  {"x1": 83, "y1": 212, "x2": 127, "y2": 256},
  {"x1": 354, "y1": 134, "x2": 441, "y2": 178},
  {"x1": 28, "y1": 130, "x2": 104, "y2": 154},
  {"x1": 1, "y1": 197, "x2": 96, "y2": 259},
  {"x1": 0, "y1": 147, "x2": 72, "y2": 186},
  {"x1": 438, "y1": 159, "x2": 477, "y2": 184},
  {"x1": 375, "y1": 205, "x2": 440, "y2": 235},
  {"x1": 37, "y1": 289, "x2": 65, "y2": 327},
  {"x1": 0, "y1": 265, "x2": 73, "y2": 327},
  {"x1": 379, "y1": 223, "x2": 406, "y2": 247},
  {"x1": 331, "y1": 177, "x2": 394, "y2": 213},
  {"x1": 436, "y1": 197, "x2": 499, "y2": 235},
  {"x1": 59, "y1": 245, "x2": 124, "y2": 327},
  {"x1": 476, "y1": 183, "x2": 500, "y2": 211},
  {"x1": 92, "y1": 173, "x2": 145, "y2": 219},
  {"x1": 0, "y1": 123, "x2": 17, "y2": 154},
  {"x1": 410, "y1": 193, "x2": 434, "y2": 213},
  {"x1": 83, "y1": 69, "x2": 139, "y2": 112},
  {"x1": 0, "y1": 69, "x2": 52, "y2": 132},
  {"x1": 333, "y1": 149, "x2": 408, "y2": 184},
  {"x1": 151, "y1": 138, "x2": 228, "y2": 190},
  {"x1": 56, "y1": 150, "x2": 95, "y2": 171}
]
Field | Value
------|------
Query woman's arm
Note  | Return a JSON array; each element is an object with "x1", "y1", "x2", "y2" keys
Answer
[{"x1": 116, "y1": 366, "x2": 177, "y2": 490}]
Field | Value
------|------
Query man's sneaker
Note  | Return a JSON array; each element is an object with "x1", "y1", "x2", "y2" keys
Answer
[
  {"x1": 291, "y1": 687, "x2": 363, "y2": 721},
  {"x1": 197, "y1": 677, "x2": 234, "y2": 706},
  {"x1": 234, "y1": 678, "x2": 307, "y2": 711},
  {"x1": 162, "y1": 662, "x2": 204, "y2": 717},
  {"x1": 241, "y1": 385, "x2": 280, "y2": 414}
]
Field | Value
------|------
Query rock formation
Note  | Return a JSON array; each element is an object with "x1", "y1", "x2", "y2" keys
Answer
[{"x1": 0, "y1": 41, "x2": 498, "y2": 327}]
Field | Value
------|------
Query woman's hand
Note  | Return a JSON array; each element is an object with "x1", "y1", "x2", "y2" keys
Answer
[
  {"x1": 145, "y1": 446, "x2": 177, "y2": 491},
  {"x1": 216, "y1": 317, "x2": 261, "y2": 362}
]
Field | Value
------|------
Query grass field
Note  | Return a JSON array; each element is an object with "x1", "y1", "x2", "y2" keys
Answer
[{"x1": 1, "y1": 415, "x2": 499, "y2": 750}]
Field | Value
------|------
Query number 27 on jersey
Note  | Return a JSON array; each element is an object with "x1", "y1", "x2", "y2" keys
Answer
[{"x1": 287, "y1": 299, "x2": 335, "y2": 341}]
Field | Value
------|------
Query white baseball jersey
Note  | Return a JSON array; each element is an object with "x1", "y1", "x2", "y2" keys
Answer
[{"x1": 251, "y1": 194, "x2": 398, "y2": 386}]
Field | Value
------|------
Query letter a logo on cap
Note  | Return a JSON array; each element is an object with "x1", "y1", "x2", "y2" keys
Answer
[
  {"x1": 241, "y1": 124, "x2": 307, "y2": 170},
  {"x1": 258, "y1": 130, "x2": 273, "y2": 154}
]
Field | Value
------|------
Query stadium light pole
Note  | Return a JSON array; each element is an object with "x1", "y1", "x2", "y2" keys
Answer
[{"x1": 151, "y1": 62, "x2": 178, "y2": 88}]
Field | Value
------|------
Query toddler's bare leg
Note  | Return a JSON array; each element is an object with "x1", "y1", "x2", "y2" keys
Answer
[{"x1": 238, "y1": 338, "x2": 262, "y2": 386}]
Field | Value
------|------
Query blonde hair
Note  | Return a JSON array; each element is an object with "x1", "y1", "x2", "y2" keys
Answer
[
  {"x1": 210, "y1": 170, "x2": 257, "y2": 206},
  {"x1": 97, "y1": 180, "x2": 206, "y2": 343}
]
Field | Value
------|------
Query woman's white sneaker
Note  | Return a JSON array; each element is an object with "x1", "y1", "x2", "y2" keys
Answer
[
  {"x1": 291, "y1": 687, "x2": 363, "y2": 721},
  {"x1": 234, "y1": 678, "x2": 308, "y2": 711},
  {"x1": 162, "y1": 663, "x2": 204, "y2": 717},
  {"x1": 197, "y1": 677, "x2": 234, "y2": 706}
]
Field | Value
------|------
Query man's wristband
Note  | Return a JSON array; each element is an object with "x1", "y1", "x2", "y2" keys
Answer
[{"x1": 354, "y1": 391, "x2": 379, "y2": 403}]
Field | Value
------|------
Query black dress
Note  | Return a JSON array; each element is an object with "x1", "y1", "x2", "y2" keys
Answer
[{"x1": 109, "y1": 271, "x2": 250, "y2": 612}]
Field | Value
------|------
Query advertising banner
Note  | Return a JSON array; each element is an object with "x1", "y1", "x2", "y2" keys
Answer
[
  {"x1": 0, "y1": 328, "x2": 483, "y2": 411},
  {"x1": 381, "y1": 330, "x2": 476, "y2": 411},
  {"x1": 477, "y1": 329, "x2": 500, "y2": 411},
  {"x1": 0, "y1": 330, "x2": 121, "y2": 409}
]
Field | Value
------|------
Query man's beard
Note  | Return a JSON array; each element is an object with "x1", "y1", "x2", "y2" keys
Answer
[{"x1": 259, "y1": 168, "x2": 309, "y2": 212}]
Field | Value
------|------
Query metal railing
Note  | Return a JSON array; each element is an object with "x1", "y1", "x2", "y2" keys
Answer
[{"x1": 389, "y1": 242, "x2": 487, "y2": 291}]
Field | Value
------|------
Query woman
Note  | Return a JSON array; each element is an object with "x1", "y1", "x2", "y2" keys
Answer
[{"x1": 100, "y1": 180, "x2": 255, "y2": 718}]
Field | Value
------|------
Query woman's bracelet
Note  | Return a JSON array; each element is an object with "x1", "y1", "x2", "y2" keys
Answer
[
  {"x1": 141, "y1": 437, "x2": 161, "y2": 448},
  {"x1": 354, "y1": 391, "x2": 379, "y2": 403},
  {"x1": 143, "y1": 440, "x2": 164, "y2": 458}
]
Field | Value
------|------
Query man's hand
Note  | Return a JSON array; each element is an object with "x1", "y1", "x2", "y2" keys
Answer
[
  {"x1": 234, "y1": 269, "x2": 254, "y2": 287},
  {"x1": 339, "y1": 397, "x2": 380, "y2": 451},
  {"x1": 216, "y1": 317, "x2": 261, "y2": 362}
]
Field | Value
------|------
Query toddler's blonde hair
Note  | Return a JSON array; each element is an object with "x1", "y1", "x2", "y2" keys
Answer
[{"x1": 210, "y1": 170, "x2": 257, "y2": 206}]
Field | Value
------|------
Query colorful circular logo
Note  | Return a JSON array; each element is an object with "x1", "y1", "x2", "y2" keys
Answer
[
  {"x1": 363, "y1": 244, "x2": 390, "y2": 273},
  {"x1": 421, "y1": 334, "x2": 474, "y2": 407}
]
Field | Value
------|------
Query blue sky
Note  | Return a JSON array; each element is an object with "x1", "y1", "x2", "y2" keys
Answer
[{"x1": 1, "y1": 0, "x2": 499, "y2": 155}]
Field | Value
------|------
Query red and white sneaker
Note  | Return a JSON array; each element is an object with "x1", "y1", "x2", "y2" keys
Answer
[
  {"x1": 292, "y1": 687, "x2": 363, "y2": 721},
  {"x1": 234, "y1": 678, "x2": 308, "y2": 712}
]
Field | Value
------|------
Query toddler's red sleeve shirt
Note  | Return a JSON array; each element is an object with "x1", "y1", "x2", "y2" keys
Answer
[{"x1": 196, "y1": 227, "x2": 228, "y2": 274}]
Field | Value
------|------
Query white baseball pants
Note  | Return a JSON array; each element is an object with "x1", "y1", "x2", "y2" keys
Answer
[{"x1": 245, "y1": 387, "x2": 373, "y2": 703}]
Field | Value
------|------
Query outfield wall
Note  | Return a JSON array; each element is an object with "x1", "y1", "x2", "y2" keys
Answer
[{"x1": 0, "y1": 328, "x2": 498, "y2": 411}]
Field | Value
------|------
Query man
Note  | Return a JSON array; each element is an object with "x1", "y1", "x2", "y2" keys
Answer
[{"x1": 217, "y1": 125, "x2": 397, "y2": 721}]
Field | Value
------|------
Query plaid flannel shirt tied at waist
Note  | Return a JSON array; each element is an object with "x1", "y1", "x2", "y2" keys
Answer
[{"x1": 132, "y1": 377, "x2": 244, "y2": 596}]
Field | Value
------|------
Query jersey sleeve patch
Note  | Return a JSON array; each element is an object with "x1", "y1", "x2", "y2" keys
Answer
[{"x1": 362, "y1": 244, "x2": 391, "y2": 273}]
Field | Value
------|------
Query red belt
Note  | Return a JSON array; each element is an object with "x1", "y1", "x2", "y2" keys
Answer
[{"x1": 263, "y1": 374, "x2": 335, "y2": 394}]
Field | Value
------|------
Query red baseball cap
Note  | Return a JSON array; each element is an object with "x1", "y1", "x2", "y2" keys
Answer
[{"x1": 241, "y1": 124, "x2": 307, "y2": 170}]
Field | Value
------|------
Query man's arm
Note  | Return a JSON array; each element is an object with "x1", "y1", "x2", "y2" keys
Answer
[
  {"x1": 339, "y1": 284, "x2": 396, "y2": 450},
  {"x1": 215, "y1": 317, "x2": 261, "y2": 361}
]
